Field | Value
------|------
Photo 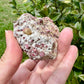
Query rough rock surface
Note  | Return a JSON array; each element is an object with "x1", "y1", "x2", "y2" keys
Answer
[{"x1": 13, "y1": 13, "x2": 59, "y2": 60}]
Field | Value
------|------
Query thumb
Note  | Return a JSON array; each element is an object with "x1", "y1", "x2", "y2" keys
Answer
[{"x1": 0, "y1": 30, "x2": 22, "y2": 84}]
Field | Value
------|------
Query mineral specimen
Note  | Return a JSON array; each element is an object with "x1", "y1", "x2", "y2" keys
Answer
[{"x1": 13, "y1": 13, "x2": 59, "y2": 60}]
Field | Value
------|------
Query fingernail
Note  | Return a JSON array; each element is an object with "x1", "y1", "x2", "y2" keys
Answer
[
  {"x1": 65, "y1": 27, "x2": 73, "y2": 31},
  {"x1": 5, "y1": 30, "x2": 8, "y2": 34},
  {"x1": 5, "y1": 30, "x2": 9, "y2": 47}
]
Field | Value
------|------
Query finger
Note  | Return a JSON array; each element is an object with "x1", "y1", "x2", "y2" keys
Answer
[
  {"x1": 28, "y1": 73, "x2": 44, "y2": 84},
  {"x1": 41, "y1": 28, "x2": 73, "y2": 82},
  {"x1": 0, "y1": 30, "x2": 22, "y2": 84},
  {"x1": 9, "y1": 59, "x2": 37, "y2": 84},
  {"x1": 58, "y1": 27, "x2": 73, "y2": 56},
  {"x1": 46, "y1": 45, "x2": 78, "y2": 84},
  {"x1": 34, "y1": 60, "x2": 48, "y2": 72},
  {"x1": 21, "y1": 59, "x2": 37, "y2": 71},
  {"x1": 2, "y1": 30, "x2": 22, "y2": 63}
]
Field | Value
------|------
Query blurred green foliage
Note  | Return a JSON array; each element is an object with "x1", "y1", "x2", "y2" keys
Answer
[{"x1": 9, "y1": 0, "x2": 84, "y2": 83}]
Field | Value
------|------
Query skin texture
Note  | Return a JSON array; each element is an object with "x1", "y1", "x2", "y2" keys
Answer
[{"x1": 0, "y1": 28, "x2": 78, "y2": 84}]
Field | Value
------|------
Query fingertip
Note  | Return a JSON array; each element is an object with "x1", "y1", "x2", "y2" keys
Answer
[
  {"x1": 70, "y1": 45, "x2": 78, "y2": 52},
  {"x1": 5, "y1": 30, "x2": 13, "y2": 45},
  {"x1": 5, "y1": 30, "x2": 13, "y2": 37},
  {"x1": 60, "y1": 28, "x2": 73, "y2": 40},
  {"x1": 62, "y1": 27, "x2": 73, "y2": 34},
  {"x1": 5, "y1": 30, "x2": 22, "y2": 52},
  {"x1": 59, "y1": 28, "x2": 73, "y2": 43},
  {"x1": 70, "y1": 45, "x2": 78, "y2": 58},
  {"x1": 63, "y1": 45, "x2": 78, "y2": 64},
  {"x1": 64, "y1": 27, "x2": 73, "y2": 32}
]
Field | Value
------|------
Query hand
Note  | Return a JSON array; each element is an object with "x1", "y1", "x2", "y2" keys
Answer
[{"x1": 0, "y1": 28, "x2": 78, "y2": 84}]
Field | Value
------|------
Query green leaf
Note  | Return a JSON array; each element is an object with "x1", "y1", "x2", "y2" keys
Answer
[
  {"x1": 80, "y1": 2, "x2": 84, "y2": 13},
  {"x1": 12, "y1": 0, "x2": 17, "y2": 6},
  {"x1": 79, "y1": 32, "x2": 84, "y2": 39},
  {"x1": 74, "y1": 71, "x2": 82, "y2": 78},
  {"x1": 64, "y1": 14, "x2": 79, "y2": 23},
  {"x1": 43, "y1": 5, "x2": 49, "y2": 15},
  {"x1": 81, "y1": 14, "x2": 84, "y2": 29},
  {"x1": 74, "y1": 22, "x2": 81, "y2": 30},
  {"x1": 71, "y1": 77, "x2": 79, "y2": 84},
  {"x1": 9, "y1": 1, "x2": 13, "y2": 4},
  {"x1": 62, "y1": 7, "x2": 71, "y2": 15},
  {"x1": 12, "y1": 10, "x2": 17, "y2": 14},
  {"x1": 74, "y1": 56, "x2": 84, "y2": 70},
  {"x1": 34, "y1": 9, "x2": 42, "y2": 17},
  {"x1": 49, "y1": 12, "x2": 61, "y2": 21},
  {"x1": 9, "y1": 0, "x2": 17, "y2": 9},
  {"x1": 66, "y1": 76, "x2": 79, "y2": 84},
  {"x1": 68, "y1": 70, "x2": 74, "y2": 80},
  {"x1": 73, "y1": 0, "x2": 80, "y2": 9},
  {"x1": 39, "y1": 3, "x2": 52, "y2": 16},
  {"x1": 79, "y1": 14, "x2": 84, "y2": 39},
  {"x1": 80, "y1": 39, "x2": 84, "y2": 43},
  {"x1": 73, "y1": 0, "x2": 79, "y2": 2},
  {"x1": 10, "y1": 5, "x2": 16, "y2": 9},
  {"x1": 71, "y1": 10, "x2": 79, "y2": 14},
  {"x1": 78, "y1": 74, "x2": 84, "y2": 81}
]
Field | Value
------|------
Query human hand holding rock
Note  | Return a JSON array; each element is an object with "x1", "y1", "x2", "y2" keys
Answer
[{"x1": 0, "y1": 28, "x2": 78, "y2": 84}]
